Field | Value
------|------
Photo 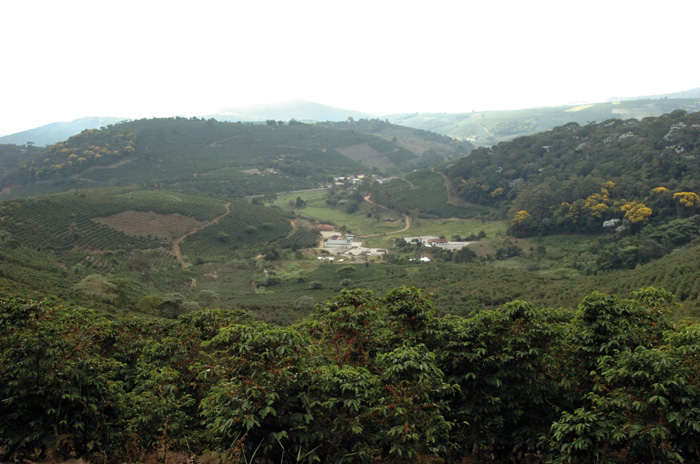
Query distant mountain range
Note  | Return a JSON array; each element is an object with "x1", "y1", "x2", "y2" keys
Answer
[
  {"x1": 387, "y1": 97, "x2": 700, "y2": 146},
  {"x1": 209, "y1": 100, "x2": 370, "y2": 123},
  {"x1": 2, "y1": 88, "x2": 699, "y2": 147},
  {"x1": 0, "y1": 117, "x2": 126, "y2": 147}
]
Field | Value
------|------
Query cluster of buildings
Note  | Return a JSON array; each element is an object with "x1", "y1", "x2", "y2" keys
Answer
[
  {"x1": 324, "y1": 174, "x2": 396, "y2": 189},
  {"x1": 402, "y1": 236, "x2": 473, "y2": 250},
  {"x1": 319, "y1": 230, "x2": 388, "y2": 258}
]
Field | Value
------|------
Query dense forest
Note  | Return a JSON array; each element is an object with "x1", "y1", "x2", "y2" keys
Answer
[
  {"x1": 369, "y1": 111, "x2": 700, "y2": 273},
  {"x1": 2, "y1": 286, "x2": 700, "y2": 463},
  {"x1": 444, "y1": 110, "x2": 700, "y2": 229}
]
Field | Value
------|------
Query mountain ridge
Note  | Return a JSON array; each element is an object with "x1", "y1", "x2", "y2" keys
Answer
[{"x1": 2, "y1": 87, "x2": 699, "y2": 147}]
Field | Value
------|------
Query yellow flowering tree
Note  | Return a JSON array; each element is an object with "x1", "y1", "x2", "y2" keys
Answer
[
  {"x1": 621, "y1": 201, "x2": 653, "y2": 232},
  {"x1": 673, "y1": 191, "x2": 700, "y2": 217},
  {"x1": 510, "y1": 210, "x2": 534, "y2": 237}
]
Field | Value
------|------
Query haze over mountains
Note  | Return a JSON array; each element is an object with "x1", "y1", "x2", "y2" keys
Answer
[{"x1": 2, "y1": 88, "x2": 699, "y2": 147}]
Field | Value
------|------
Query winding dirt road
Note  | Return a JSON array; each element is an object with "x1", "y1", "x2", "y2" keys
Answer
[
  {"x1": 172, "y1": 201, "x2": 231, "y2": 268},
  {"x1": 360, "y1": 195, "x2": 411, "y2": 238}
]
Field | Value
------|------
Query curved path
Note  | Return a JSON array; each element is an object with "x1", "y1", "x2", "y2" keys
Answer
[
  {"x1": 433, "y1": 168, "x2": 461, "y2": 205},
  {"x1": 359, "y1": 195, "x2": 411, "y2": 238},
  {"x1": 172, "y1": 201, "x2": 231, "y2": 268}
]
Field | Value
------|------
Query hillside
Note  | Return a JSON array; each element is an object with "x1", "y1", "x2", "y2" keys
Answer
[
  {"x1": 389, "y1": 98, "x2": 700, "y2": 146},
  {"x1": 0, "y1": 101, "x2": 367, "y2": 147},
  {"x1": 0, "y1": 117, "x2": 474, "y2": 200},
  {"x1": 0, "y1": 188, "x2": 317, "y2": 314},
  {"x1": 2, "y1": 111, "x2": 700, "y2": 323},
  {"x1": 368, "y1": 111, "x2": 700, "y2": 273},
  {"x1": 442, "y1": 110, "x2": 700, "y2": 220},
  {"x1": 0, "y1": 116, "x2": 125, "y2": 147}
]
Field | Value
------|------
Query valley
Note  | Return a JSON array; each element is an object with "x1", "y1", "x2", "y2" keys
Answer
[
  {"x1": 1, "y1": 113, "x2": 700, "y2": 323},
  {"x1": 2, "y1": 110, "x2": 700, "y2": 462}
]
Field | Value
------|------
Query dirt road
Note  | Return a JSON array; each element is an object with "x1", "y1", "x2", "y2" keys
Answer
[
  {"x1": 172, "y1": 201, "x2": 231, "y2": 268},
  {"x1": 359, "y1": 195, "x2": 411, "y2": 238}
]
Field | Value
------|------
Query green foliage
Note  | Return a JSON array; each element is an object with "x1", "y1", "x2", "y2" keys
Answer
[
  {"x1": 0, "y1": 297, "x2": 127, "y2": 460},
  {"x1": 370, "y1": 168, "x2": 487, "y2": 218},
  {"x1": 445, "y1": 112, "x2": 700, "y2": 236},
  {"x1": 1, "y1": 117, "x2": 473, "y2": 200},
  {"x1": 5, "y1": 282, "x2": 700, "y2": 462}
]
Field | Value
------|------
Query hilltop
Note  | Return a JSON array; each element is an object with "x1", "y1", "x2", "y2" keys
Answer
[
  {"x1": 389, "y1": 97, "x2": 700, "y2": 146},
  {"x1": 0, "y1": 116, "x2": 125, "y2": 147},
  {"x1": 4, "y1": 91, "x2": 699, "y2": 150},
  {"x1": 0, "y1": 117, "x2": 474, "y2": 200}
]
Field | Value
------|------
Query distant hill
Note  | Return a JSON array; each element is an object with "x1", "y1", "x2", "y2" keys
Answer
[
  {"x1": 0, "y1": 101, "x2": 366, "y2": 147},
  {"x1": 5, "y1": 91, "x2": 699, "y2": 149},
  {"x1": 0, "y1": 117, "x2": 125, "y2": 147},
  {"x1": 208, "y1": 100, "x2": 370, "y2": 123},
  {"x1": 387, "y1": 97, "x2": 700, "y2": 146},
  {"x1": 615, "y1": 87, "x2": 700, "y2": 101},
  {"x1": 0, "y1": 117, "x2": 473, "y2": 200}
]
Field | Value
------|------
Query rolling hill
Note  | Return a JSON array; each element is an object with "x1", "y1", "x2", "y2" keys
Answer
[
  {"x1": 2, "y1": 110, "x2": 700, "y2": 323},
  {"x1": 0, "y1": 116, "x2": 125, "y2": 147},
  {"x1": 0, "y1": 117, "x2": 474, "y2": 200},
  {"x1": 0, "y1": 187, "x2": 318, "y2": 313},
  {"x1": 388, "y1": 97, "x2": 700, "y2": 146}
]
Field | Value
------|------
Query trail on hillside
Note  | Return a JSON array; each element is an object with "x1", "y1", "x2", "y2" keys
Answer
[
  {"x1": 359, "y1": 195, "x2": 411, "y2": 238},
  {"x1": 172, "y1": 201, "x2": 231, "y2": 268},
  {"x1": 433, "y1": 168, "x2": 460, "y2": 205},
  {"x1": 476, "y1": 122, "x2": 494, "y2": 137}
]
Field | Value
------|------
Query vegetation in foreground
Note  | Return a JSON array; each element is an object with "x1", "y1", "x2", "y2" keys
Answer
[{"x1": 2, "y1": 286, "x2": 700, "y2": 463}]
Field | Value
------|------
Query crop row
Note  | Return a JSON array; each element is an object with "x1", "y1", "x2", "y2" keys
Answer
[
  {"x1": 1, "y1": 189, "x2": 228, "y2": 252},
  {"x1": 276, "y1": 226, "x2": 319, "y2": 250},
  {"x1": 181, "y1": 203, "x2": 292, "y2": 259}
]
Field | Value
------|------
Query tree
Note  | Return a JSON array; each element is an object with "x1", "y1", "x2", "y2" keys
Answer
[
  {"x1": 621, "y1": 201, "x2": 653, "y2": 232},
  {"x1": 509, "y1": 210, "x2": 533, "y2": 237},
  {"x1": 295, "y1": 196, "x2": 306, "y2": 209},
  {"x1": 72, "y1": 274, "x2": 117, "y2": 305},
  {"x1": 673, "y1": 191, "x2": 700, "y2": 217},
  {"x1": 263, "y1": 192, "x2": 277, "y2": 204}
]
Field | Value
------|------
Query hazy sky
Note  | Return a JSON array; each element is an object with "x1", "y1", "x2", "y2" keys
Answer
[{"x1": 1, "y1": 0, "x2": 699, "y2": 135}]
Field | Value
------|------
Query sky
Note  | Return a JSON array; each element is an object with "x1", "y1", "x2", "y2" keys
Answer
[{"x1": 1, "y1": 0, "x2": 699, "y2": 135}]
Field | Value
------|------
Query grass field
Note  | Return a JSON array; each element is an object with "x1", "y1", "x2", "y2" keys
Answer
[
  {"x1": 271, "y1": 191, "x2": 408, "y2": 237},
  {"x1": 269, "y1": 191, "x2": 509, "y2": 250}
]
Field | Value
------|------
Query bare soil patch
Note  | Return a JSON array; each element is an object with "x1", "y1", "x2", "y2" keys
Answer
[
  {"x1": 0, "y1": 184, "x2": 22, "y2": 196},
  {"x1": 94, "y1": 211, "x2": 207, "y2": 240}
]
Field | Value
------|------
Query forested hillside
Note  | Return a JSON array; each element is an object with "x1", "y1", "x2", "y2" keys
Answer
[
  {"x1": 370, "y1": 111, "x2": 700, "y2": 272},
  {"x1": 444, "y1": 110, "x2": 700, "y2": 218}
]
